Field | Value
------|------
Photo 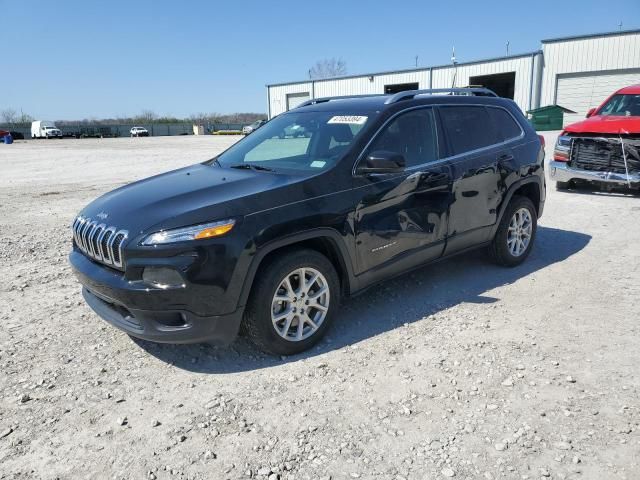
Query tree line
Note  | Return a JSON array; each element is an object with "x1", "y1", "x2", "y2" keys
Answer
[{"x1": 1, "y1": 108, "x2": 266, "y2": 127}]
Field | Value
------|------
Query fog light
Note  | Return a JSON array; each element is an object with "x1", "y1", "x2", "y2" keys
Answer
[{"x1": 142, "y1": 267, "x2": 185, "y2": 289}]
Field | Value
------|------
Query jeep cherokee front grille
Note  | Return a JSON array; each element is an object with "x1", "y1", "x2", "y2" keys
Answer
[{"x1": 72, "y1": 216, "x2": 128, "y2": 269}]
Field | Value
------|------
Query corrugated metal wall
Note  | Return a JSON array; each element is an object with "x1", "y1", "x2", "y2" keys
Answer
[
  {"x1": 540, "y1": 31, "x2": 640, "y2": 107},
  {"x1": 430, "y1": 55, "x2": 537, "y2": 112},
  {"x1": 268, "y1": 55, "x2": 538, "y2": 117},
  {"x1": 269, "y1": 82, "x2": 313, "y2": 117},
  {"x1": 314, "y1": 71, "x2": 430, "y2": 97}
]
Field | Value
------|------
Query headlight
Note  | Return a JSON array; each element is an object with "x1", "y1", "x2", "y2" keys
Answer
[
  {"x1": 141, "y1": 219, "x2": 235, "y2": 246},
  {"x1": 554, "y1": 135, "x2": 572, "y2": 162}
]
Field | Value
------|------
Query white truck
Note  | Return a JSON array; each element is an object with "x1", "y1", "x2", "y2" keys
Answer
[{"x1": 31, "y1": 121, "x2": 63, "y2": 139}]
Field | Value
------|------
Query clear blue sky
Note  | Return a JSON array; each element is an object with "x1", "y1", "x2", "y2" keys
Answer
[{"x1": 1, "y1": 0, "x2": 638, "y2": 120}]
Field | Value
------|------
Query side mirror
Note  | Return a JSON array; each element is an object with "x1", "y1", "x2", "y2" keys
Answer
[
  {"x1": 586, "y1": 108, "x2": 596, "y2": 118},
  {"x1": 358, "y1": 150, "x2": 405, "y2": 174}
]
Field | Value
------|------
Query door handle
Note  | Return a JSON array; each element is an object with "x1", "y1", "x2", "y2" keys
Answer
[{"x1": 498, "y1": 153, "x2": 514, "y2": 163}]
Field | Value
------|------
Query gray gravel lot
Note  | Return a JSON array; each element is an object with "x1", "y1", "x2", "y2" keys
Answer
[{"x1": 0, "y1": 134, "x2": 639, "y2": 479}]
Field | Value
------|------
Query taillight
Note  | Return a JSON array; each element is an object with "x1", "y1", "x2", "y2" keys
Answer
[
  {"x1": 553, "y1": 134, "x2": 572, "y2": 162},
  {"x1": 537, "y1": 134, "x2": 545, "y2": 148}
]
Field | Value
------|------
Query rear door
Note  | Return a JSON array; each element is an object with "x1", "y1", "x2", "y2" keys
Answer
[
  {"x1": 353, "y1": 107, "x2": 452, "y2": 280},
  {"x1": 438, "y1": 105, "x2": 506, "y2": 253}
]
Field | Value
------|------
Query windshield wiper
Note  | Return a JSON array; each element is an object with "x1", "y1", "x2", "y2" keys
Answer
[{"x1": 228, "y1": 163, "x2": 275, "y2": 172}]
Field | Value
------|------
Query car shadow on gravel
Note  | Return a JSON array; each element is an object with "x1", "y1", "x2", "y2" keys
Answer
[{"x1": 133, "y1": 226, "x2": 591, "y2": 373}]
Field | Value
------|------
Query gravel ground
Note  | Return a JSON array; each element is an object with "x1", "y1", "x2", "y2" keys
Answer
[{"x1": 1, "y1": 134, "x2": 638, "y2": 480}]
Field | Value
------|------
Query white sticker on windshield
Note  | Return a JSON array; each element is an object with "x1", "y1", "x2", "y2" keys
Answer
[
  {"x1": 310, "y1": 160, "x2": 326, "y2": 168},
  {"x1": 328, "y1": 115, "x2": 368, "y2": 125}
]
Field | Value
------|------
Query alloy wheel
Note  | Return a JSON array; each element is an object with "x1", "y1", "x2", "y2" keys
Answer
[
  {"x1": 271, "y1": 267, "x2": 330, "y2": 342},
  {"x1": 507, "y1": 207, "x2": 533, "y2": 257}
]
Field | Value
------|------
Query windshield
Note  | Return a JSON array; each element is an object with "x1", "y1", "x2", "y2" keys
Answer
[
  {"x1": 597, "y1": 94, "x2": 640, "y2": 117},
  {"x1": 214, "y1": 111, "x2": 371, "y2": 172}
]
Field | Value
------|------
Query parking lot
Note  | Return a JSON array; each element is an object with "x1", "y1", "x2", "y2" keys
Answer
[{"x1": 1, "y1": 135, "x2": 639, "y2": 479}]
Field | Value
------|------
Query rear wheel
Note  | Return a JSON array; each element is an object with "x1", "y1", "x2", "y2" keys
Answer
[
  {"x1": 489, "y1": 195, "x2": 537, "y2": 267},
  {"x1": 243, "y1": 249, "x2": 340, "y2": 355}
]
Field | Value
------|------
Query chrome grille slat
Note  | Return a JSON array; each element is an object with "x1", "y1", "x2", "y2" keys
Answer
[
  {"x1": 80, "y1": 220, "x2": 92, "y2": 252},
  {"x1": 86, "y1": 222, "x2": 98, "y2": 257},
  {"x1": 72, "y1": 216, "x2": 128, "y2": 269}
]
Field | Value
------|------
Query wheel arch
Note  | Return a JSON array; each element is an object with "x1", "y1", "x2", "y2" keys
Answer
[
  {"x1": 237, "y1": 228, "x2": 356, "y2": 308},
  {"x1": 491, "y1": 176, "x2": 542, "y2": 238}
]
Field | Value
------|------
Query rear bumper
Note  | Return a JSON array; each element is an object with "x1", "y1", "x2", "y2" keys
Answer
[{"x1": 549, "y1": 160, "x2": 640, "y2": 186}]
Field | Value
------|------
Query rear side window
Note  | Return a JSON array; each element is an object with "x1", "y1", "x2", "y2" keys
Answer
[
  {"x1": 439, "y1": 106, "x2": 500, "y2": 155},
  {"x1": 367, "y1": 108, "x2": 439, "y2": 168},
  {"x1": 487, "y1": 107, "x2": 522, "y2": 141}
]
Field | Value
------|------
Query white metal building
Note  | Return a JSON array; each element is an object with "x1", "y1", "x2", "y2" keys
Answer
[{"x1": 267, "y1": 29, "x2": 640, "y2": 126}]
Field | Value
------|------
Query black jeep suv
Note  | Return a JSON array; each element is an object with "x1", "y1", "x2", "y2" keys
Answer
[{"x1": 70, "y1": 88, "x2": 545, "y2": 355}]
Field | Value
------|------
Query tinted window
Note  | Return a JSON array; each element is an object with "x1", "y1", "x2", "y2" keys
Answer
[
  {"x1": 440, "y1": 106, "x2": 500, "y2": 155},
  {"x1": 487, "y1": 107, "x2": 522, "y2": 141},
  {"x1": 368, "y1": 108, "x2": 438, "y2": 168}
]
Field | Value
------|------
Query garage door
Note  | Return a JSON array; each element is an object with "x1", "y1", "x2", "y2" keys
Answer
[
  {"x1": 556, "y1": 69, "x2": 640, "y2": 126},
  {"x1": 286, "y1": 92, "x2": 310, "y2": 111}
]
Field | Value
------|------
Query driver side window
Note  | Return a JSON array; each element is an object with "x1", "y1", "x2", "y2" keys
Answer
[{"x1": 368, "y1": 108, "x2": 439, "y2": 168}]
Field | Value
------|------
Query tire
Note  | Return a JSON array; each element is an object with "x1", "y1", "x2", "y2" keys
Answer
[
  {"x1": 556, "y1": 180, "x2": 571, "y2": 190},
  {"x1": 489, "y1": 195, "x2": 537, "y2": 267},
  {"x1": 243, "y1": 249, "x2": 340, "y2": 355}
]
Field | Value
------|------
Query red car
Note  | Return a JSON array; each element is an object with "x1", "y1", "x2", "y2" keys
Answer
[{"x1": 550, "y1": 84, "x2": 640, "y2": 192}]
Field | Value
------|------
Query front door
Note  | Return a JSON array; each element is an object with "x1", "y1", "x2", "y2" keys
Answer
[{"x1": 353, "y1": 107, "x2": 452, "y2": 282}]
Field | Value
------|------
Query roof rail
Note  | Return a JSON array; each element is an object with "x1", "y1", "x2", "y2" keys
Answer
[
  {"x1": 384, "y1": 87, "x2": 498, "y2": 104},
  {"x1": 296, "y1": 94, "x2": 386, "y2": 109}
]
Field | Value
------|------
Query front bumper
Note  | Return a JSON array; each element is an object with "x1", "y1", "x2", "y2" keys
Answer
[
  {"x1": 549, "y1": 160, "x2": 640, "y2": 187},
  {"x1": 70, "y1": 251, "x2": 244, "y2": 344}
]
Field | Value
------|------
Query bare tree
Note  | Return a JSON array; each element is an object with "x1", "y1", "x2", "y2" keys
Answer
[
  {"x1": 1, "y1": 108, "x2": 18, "y2": 125},
  {"x1": 189, "y1": 112, "x2": 208, "y2": 125},
  {"x1": 19, "y1": 111, "x2": 34, "y2": 124},
  {"x1": 309, "y1": 58, "x2": 347, "y2": 79},
  {"x1": 139, "y1": 110, "x2": 157, "y2": 122}
]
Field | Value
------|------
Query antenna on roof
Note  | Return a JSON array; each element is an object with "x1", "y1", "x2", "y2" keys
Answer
[
  {"x1": 451, "y1": 47, "x2": 458, "y2": 89},
  {"x1": 618, "y1": 21, "x2": 623, "y2": 31}
]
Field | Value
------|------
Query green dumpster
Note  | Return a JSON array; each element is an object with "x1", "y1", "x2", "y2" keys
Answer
[{"x1": 526, "y1": 105, "x2": 576, "y2": 131}]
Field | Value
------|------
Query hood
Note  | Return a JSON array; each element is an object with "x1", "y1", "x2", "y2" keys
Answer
[
  {"x1": 564, "y1": 115, "x2": 640, "y2": 134},
  {"x1": 78, "y1": 163, "x2": 299, "y2": 236}
]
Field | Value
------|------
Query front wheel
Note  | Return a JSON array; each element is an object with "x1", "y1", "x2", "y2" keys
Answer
[
  {"x1": 489, "y1": 195, "x2": 537, "y2": 267},
  {"x1": 243, "y1": 249, "x2": 340, "y2": 355}
]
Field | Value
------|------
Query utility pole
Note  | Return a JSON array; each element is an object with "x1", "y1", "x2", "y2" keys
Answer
[
  {"x1": 618, "y1": 21, "x2": 623, "y2": 31},
  {"x1": 506, "y1": 41, "x2": 510, "y2": 57},
  {"x1": 415, "y1": 55, "x2": 418, "y2": 68}
]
